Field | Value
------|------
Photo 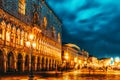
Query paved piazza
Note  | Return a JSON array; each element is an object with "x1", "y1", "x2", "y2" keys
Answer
[{"x1": 1, "y1": 70, "x2": 120, "y2": 80}]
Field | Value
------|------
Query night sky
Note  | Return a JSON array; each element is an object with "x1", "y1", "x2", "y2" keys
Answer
[{"x1": 46, "y1": 0, "x2": 120, "y2": 58}]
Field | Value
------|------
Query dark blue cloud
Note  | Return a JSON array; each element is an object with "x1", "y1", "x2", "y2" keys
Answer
[{"x1": 46, "y1": 0, "x2": 120, "y2": 58}]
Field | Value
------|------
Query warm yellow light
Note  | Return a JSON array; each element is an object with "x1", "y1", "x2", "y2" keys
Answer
[
  {"x1": 65, "y1": 55, "x2": 69, "y2": 60},
  {"x1": 0, "y1": 34, "x2": 2, "y2": 38},
  {"x1": 26, "y1": 41, "x2": 30, "y2": 47},
  {"x1": 115, "y1": 57, "x2": 119, "y2": 62},
  {"x1": 111, "y1": 57, "x2": 113, "y2": 61},
  {"x1": 32, "y1": 42, "x2": 36, "y2": 49},
  {"x1": 20, "y1": 39, "x2": 23, "y2": 45},
  {"x1": 65, "y1": 52, "x2": 68, "y2": 55},
  {"x1": 78, "y1": 60, "x2": 81, "y2": 64},
  {"x1": 6, "y1": 32, "x2": 10, "y2": 41},
  {"x1": 63, "y1": 60, "x2": 66, "y2": 63},
  {"x1": 29, "y1": 34, "x2": 34, "y2": 40},
  {"x1": 84, "y1": 61, "x2": 87, "y2": 64},
  {"x1": 65, "y1": 52, "x2": 69, "y2": 60},
  {"x1": 74, "y1": 57, "x2": 77, "y2": 63}
]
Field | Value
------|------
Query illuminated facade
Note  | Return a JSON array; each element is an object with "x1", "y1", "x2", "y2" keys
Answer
[
  {"x1": 98, "y1": 58, "x2": 111, "y2": 67},
  {"x1": 0, "y1": 0, "x2": 62, "y2": 73},
  {"x1": 62, "y1": 44, "x2": 88, "y2": 70},
  {"x1": 87, "y1": 56, "x2": 98, "y2": 68}
]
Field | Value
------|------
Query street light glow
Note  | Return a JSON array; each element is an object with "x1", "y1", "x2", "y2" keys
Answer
[
  {"x1": 78, "y1": 60, "x2": 81, "y2": 64},
  {"x1": 32, "y1": 42, "x2": 36, "y2": 49},
  {"x1": 26, "y1": 41, "x2": 30, "y2": 47},
  {"x1": 29, "y1": 34, "x2": 34, "y2": 40},
  {"x1": 65, "y1": 55, "x2": 69, "y2": 60},
  {"x1": 115, "y1": 57, "x2": 120, "y2": 62},
  {"x1": 74, "y1": 57, "x2": 77, "y2": 63}
]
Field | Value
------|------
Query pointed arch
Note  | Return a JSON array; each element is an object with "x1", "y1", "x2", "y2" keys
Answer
[
  {"x1": 6, "y1": 23, "x2": 11, "y2": 42},
  {"x1": 7, "y1": 52, "x2": 14, "y2": 72},
  {"x1": 58, "y1": 32, "x2": 61, "y2": 43},
  {"x1": 17, "y1": 53, "x2": 23, "y2": 72},
  {"x1": 0, "y1": 20, "x2": 6, "y2": 40},
  {"x1": 42, "y1": 57, "x2": 45, "y2": 70},
  {"x1": 37, "y1": 56, "x2": 40, "y2": 71},
  {"x1": 51, "y1": 27, "x2": 56, "y2": 38},
  {"x1": 25, "y1": 55, "x2": 29, "y2": 72},
  {"x1": 16, "y1": 28, "x2": 20, "y2": 44},
  {"x1": 32, "y1": 56, "x2": 35, "y2": 71},
  {"x1": 0, "y1": 50, "x2": 4, "y2": 72},
  {"x1": 46, "y1": 58, "x2": 48, "y2": 70},
  {"x1": 43, "y1": 17, "x2": 47, "y2": 29}
]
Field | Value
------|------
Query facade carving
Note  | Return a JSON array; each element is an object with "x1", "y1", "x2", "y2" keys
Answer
[{"x1": 0, "y1": 0, "x2": 62, "y2": 73}]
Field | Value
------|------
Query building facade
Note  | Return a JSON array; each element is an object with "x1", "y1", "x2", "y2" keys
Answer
[
  {"x1": 0, "y1": 0, "x2": 62, "y2": 73},
  {"x1": 62, "y1": 44, "x2": 88, "y2": 70},
  {"x1": 62, "y1": 44, "x2": 78, "y2": 69}
]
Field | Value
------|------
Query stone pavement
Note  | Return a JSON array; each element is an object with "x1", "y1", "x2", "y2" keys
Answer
[{"x1": 1, "y1": 70, "x2": 120, "y2": 80}]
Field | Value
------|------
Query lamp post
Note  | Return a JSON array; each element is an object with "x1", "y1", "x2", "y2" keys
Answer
[{"x1": 26, "y1": 34, "x2": 36, "y2": 79}]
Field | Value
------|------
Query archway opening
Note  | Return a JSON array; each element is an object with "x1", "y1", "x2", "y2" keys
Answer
[
  {"x1": 49, "y1": 59, "x2": 52, "y2": 71},
  {"x1": 46, "y1": 58, "x2": 48, "y2": 71},
  {"x1": 8, "y1": 52, "x2": 14, "y2": 72},
  {"x1": 17, "y1": 53, "x2": 23, "y2": 72},
  {"x1": 25, "y1": 55, "x2": 29, "y2": 72},
  {"x1": 42, "y1": 57, "x2": 44, "y2": 71},
  {"x1": 0, "y1": 50, "x2": 4, "y2": 72},
  {"x1": 32, "y1": 56, "x2": 35, "y2": 71},
  {"x1": 37, "y1": 57, "x2": 40, "y2": 71},
  {"x1": 52, "y1": 60, "x2": 55, "y2": 70}
]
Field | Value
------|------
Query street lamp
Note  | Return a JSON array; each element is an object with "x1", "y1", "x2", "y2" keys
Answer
[
  {"x1": 26, "y1": 34, "x2": 36, "y2": 79},
  {"x1": 65, "y1": 53, "x2": 69, "y2": 60}
]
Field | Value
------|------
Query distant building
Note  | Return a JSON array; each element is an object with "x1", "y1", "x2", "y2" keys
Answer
[
  {"x1": 81, "y1": 49, "x2": 89, "y2": 58},
  {"x1": 98, "y1": 58, "x2": 112, "y2": 67},
  {"x1": 87, "y1": 56, "x2": 98, "y2": 68},
  {"x1": 62, "y1": 43, "x2": 88, "y2": 69},
  {"x1": 0, "y1": 0, "x2": 62, "y2": 72}
]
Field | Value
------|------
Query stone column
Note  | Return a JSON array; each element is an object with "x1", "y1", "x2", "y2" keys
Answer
[
  {"x1": 39, "y1": 57, "x2": 42, "y2": 71},
  {"x1": 44, "y1": 57, "x2": 46, "y2": 70},
  {"x1": 50, "y1": 59, "x2": 52, "y2": 70},
  {"x1": 4, "y1": 56, "x2": 7, "y2": 72},
  {"x1": 47, "y1": 58, "x2": 49, "y2": 71},
  {"x1": 22, "y1": 58, "x2": 25, "y2": 72},
  {"x1": 56, "y1": 61, "x2": 58, "y2": 70},
  {"x1": 4, "y1": 50, "x2": 8, "y2": 72},
  {"x1": 14, "y1": 59, "x2": 17, "y2": 72}
]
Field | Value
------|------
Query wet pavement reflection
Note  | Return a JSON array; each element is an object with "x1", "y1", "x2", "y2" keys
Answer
[{"x1": 1, "y1": 71, "x2": 120, "y2": 80}]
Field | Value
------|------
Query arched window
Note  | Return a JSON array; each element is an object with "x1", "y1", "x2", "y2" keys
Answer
[
  {"x1": 0, "y1": 28, "x2": 2, "y2": 39},
  {"x1": 58, "y1": 33, "x2": 61, "y2": 43},
  {"x1": 11, "y1": 26, "x2": 16, "y2": 44},
  {"x1": 0, "y1": 21, "x2": 6, "y2": 40},
  {"x1": 51, "y1": 27, "x2": 56, "y2": 38},
  {"x1": 12, "y1": 26, "x2": 16, "y2": 43},
  {"x1": 18, "y1": 0, "x2": 26, "y2": 15},
  {"x1": 43, "y1": 17, "x2": 47, "y2": 29},
  {"x1": 6, "y1": 24, "x2": 11, "y2": 42},
  {"x1": 16, "y1": 28, "x2": 20, "y2": 44},
  {"x1": 20, "y1": 30, "x2": 24, "y2": 45}
]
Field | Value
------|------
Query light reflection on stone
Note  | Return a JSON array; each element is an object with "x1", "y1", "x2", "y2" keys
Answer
[{"x1": 1, "y1": 71, "x2": 120, "y2": 80}]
